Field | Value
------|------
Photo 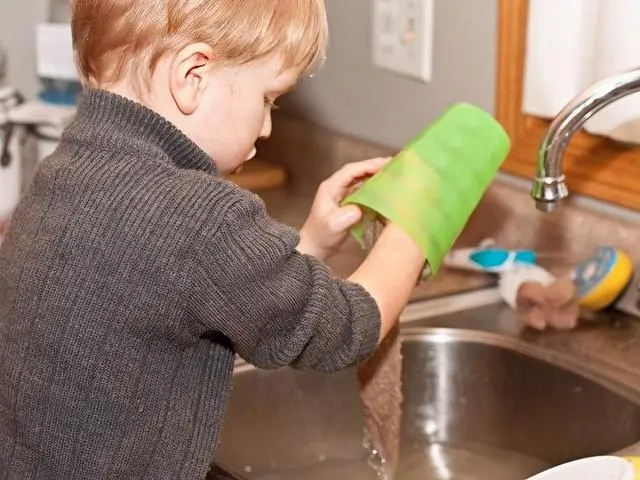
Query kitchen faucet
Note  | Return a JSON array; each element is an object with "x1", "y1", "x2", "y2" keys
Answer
[{"x1": 531, "y1": 67, "x2": 640, "y2": 212}]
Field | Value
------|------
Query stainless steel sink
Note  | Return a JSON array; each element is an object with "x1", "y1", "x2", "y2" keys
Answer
[{"x1": 214, "y1": 325, "x2": 640, "y2": 479}]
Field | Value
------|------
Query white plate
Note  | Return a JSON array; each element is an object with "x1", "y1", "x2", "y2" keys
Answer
[{"x1": 527, "y1": 456, "x2": 634, "y2": 480}]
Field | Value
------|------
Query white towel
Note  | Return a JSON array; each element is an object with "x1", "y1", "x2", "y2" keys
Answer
[{"x1": 522, "y1": 0, "x2": 640, "y2": 144}]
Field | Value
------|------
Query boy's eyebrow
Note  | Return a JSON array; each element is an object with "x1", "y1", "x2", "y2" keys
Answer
[
  {"x1": 271, "y1": 82, "x2": 297, "y2": 97},
  {"x1": 282, "y1": 83, "x2": 297, "y2": 93}
]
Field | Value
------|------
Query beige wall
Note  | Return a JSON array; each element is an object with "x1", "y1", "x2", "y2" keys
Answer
[
  {"x1": 0, "y1": 0, "x2": 49, "y2": 98},
  {"x1": 281, "y1": 0, "x2": 499, "y2": 149}
]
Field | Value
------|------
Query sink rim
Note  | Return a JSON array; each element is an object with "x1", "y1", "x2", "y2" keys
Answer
[
  {"x1": 402, "y1": 326, "x2": 640, "y2": 404},
  {"x1": 233, "y1": 326, "x2": 640, "y2": 407}
]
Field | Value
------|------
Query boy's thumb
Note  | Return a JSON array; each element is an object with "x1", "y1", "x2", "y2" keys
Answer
[{"x1": 330, "y1": 205, "x2": 363, "y2": 231}]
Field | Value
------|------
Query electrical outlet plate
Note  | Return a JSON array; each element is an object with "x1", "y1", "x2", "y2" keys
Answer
[{"x1": 372, "y1": 0, "x2": 434, "y2": 83}]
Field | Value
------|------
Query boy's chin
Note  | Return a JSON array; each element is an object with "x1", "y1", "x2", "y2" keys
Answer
[
  {"x1": 230, "y1": 165, "x2": 245, "y2": 175},
  {"x1": 228, "y1": 150, "x2": 256, "y2": 175},
  {"x1": 227, "y1": 161, "x2": 248, "y2": 176},
  {"x1": 227, "y1": 148, "x2": 256, "y2": 175}
]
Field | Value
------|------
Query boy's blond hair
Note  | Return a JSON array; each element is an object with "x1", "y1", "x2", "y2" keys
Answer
[{"x1": 71, "y1": 0, "x2": 328, "y2": 89}]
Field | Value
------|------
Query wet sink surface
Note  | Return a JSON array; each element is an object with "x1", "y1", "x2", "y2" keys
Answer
[{"x1": 215, "y1": 325, "x2": 640, "y2": 479}]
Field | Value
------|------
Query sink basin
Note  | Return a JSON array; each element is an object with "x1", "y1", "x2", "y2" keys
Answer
[{"x1": 214, "y1": 327, "x2": 640, "y2": 479}]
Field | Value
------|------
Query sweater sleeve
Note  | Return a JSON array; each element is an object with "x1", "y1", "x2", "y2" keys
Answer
[{"x1": 188, "y1": 191, "x2": 381, "y2": 372}]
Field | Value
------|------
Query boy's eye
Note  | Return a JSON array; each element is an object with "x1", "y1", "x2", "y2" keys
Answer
[{"x1": 264, "y1": 97, "x2": 279, "y2": 110}]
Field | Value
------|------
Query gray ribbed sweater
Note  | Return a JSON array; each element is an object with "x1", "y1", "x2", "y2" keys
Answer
[{"x1": 0, "y1": 89, "x2": 381, "y2": 479}]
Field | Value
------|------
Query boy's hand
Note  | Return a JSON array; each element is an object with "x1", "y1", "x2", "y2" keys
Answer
[{"x1": 297, "y1": 157, "x2": 391, "y2": 260}]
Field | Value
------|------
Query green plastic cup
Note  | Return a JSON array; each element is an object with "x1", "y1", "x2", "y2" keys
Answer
[{"x1": 342, "y1": 103, "x2": 511, "y2": 274}]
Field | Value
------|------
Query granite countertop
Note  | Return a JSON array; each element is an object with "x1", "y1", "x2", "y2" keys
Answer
[{"x1": 258, "y1": 187, "x2": 496, "y2": 303}]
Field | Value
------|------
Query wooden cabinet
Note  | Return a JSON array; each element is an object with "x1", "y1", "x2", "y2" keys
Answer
[{"x1": 497, "y1": 0, "x2": 640, "y2": 210}]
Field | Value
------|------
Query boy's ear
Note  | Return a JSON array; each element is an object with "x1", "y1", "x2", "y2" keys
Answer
[{"x1": 169, "y1": 43, "x2": 214, "y2": 115}]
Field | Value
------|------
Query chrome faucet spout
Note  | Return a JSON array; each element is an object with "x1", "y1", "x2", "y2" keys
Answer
[{"x1": 531, "y1": 67, "x2": 640, "y2": 211}]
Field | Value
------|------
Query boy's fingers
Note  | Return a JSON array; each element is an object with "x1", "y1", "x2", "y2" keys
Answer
[{"x1": 322, "y1": 157, "x2": 392, "y2": 197}]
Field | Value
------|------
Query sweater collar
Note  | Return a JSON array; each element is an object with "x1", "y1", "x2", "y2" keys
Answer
[{"x1": 64, "y1": 88, "x2": 216, "y2": 174}]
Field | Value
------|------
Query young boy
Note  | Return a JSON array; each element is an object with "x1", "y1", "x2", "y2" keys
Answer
[{"x1": 0, "y1": 0, "x2": 425, "y2": 478}]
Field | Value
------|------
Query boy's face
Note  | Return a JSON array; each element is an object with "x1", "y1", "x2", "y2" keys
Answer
[{"x1": 169, "y1": 50, "x2": 301, "y2": 175}]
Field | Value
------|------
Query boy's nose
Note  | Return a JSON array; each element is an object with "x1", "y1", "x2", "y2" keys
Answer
[{"x1": 259, "y1": 113, "x2": 272, "y2": 139}]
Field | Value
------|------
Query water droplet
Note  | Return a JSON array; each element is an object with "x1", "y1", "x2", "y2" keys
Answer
[
  {"x1": 362, "y1": 429, "x2": 390, "y2": 479},
  {"x1": 424, "y1": 419, "x2": 438, "y2": 436}
]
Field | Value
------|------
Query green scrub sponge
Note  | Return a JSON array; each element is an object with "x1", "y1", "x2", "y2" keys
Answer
[{"x1": 342, "y1": 103, "x2": 511, "y2": 274}]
